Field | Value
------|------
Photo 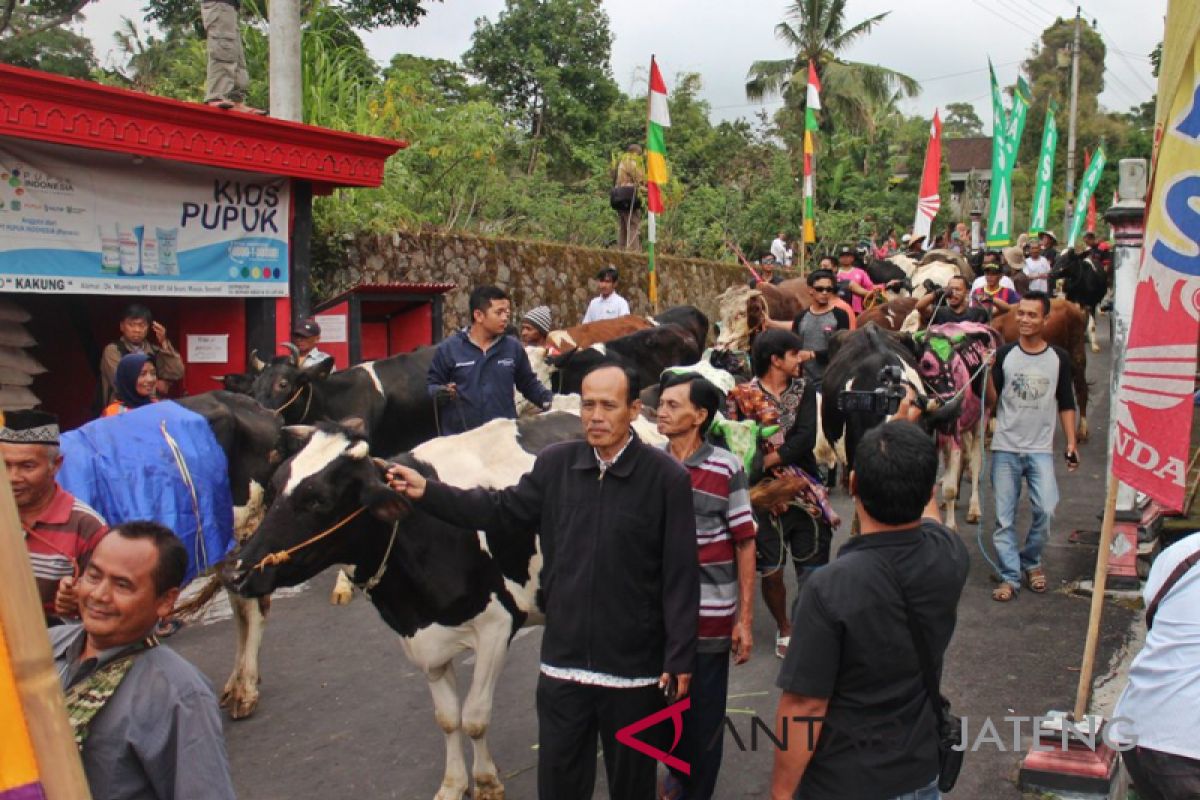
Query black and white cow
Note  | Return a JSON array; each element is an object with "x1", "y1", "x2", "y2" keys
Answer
[
  {"x1": 249, "y1": 346, "x2": 439, "y2": 455},
  {"x1": 1052, "y1": 248, "x2": 1108, "y2": 353},
  {"x1": 548, "y1": 324, "x2": 701, "y2": 394},
  {"x1": 220, "y1": 413, "x2": 604, "y2": 800},
  {"x1": 820, "y1": 324, "x2": 964, "y2": 476},
  {"x1": 172, "y1": 391, "x2": 286, "y2": 719},
  {"x1": 654, "y1": 305, "x2": 710, "y2": 351}
]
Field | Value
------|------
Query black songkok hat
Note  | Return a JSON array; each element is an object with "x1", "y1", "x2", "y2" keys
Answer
[{"x1": 0, "y1": 409, "x2": 60, "y2": 445}]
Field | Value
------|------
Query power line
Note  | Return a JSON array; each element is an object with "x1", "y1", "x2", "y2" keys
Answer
[
  {"x1": 1091, "y1": 21, "x2": 1157, "y2": 94},
  {"x1": 1013, "y1": 0, "x2": 1062, "y2": 20},
  {"x1": 971, "y1": 0, "x2": 1041, "y2": 38},
  {"x1": 993, "y1": 0, "x2": 1052, "y2": 31}
]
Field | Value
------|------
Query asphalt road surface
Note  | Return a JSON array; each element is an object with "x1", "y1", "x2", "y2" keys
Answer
[{"x1": 172, "y1": 322, "x2": 1135, "y2": 800}]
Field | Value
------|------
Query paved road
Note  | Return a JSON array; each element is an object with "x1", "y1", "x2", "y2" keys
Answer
[{"x1": 172, "y1": 324, "x2": 1134, "y2": 799}]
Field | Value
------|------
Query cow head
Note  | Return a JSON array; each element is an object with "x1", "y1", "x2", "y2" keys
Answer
[
  {"x1": 209, "y1": 349, "x2": 266, "y2": 395},
  {"x1": 714, "y1": 285, "x2": 764, "y2": 350},
  {"x1": 250, "y1": 348, "x2": 335, "y2": 418},
  {"x1": 220, "y1": 420, "x2": 409, "y2": 597}
]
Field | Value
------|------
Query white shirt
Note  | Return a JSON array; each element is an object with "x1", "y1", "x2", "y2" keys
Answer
[
  {"x1": 771, "y1": 237, "x2": 790, "y2": 266},
  {"x1": 301, "y1": 347, "x2": 335, "y2": 371},
  {"x1": 1112, "y1": 535, "x2": 1200, "y2": 759},
  {"x1": 582, "y1": 292, "x2": 630, "y2": 324},
  {"x1": 970, "y1": 275, "x2": 1016, "y2": 294},
  {"x1": 1024, "y1": 256, "x2": 1052, "y2": 293}
]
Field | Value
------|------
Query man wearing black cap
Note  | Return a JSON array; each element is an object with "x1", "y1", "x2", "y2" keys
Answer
[
  {"x1": 1, "y1": 410, "x2": 108, "y2": 622},
  {"x1": 291, "y1": 317, "x2": 334, "y2": 370},
  {"x1": 1039, "y1": 230, "x2": 1059, "y2": 266}
]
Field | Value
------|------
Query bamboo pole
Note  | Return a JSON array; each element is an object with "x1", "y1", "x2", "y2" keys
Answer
[
  {"x1": 1071, "y1": 476, "x2": 1120, "y2": 722},
  {"x1": 0, "y1": 467, "x2": 92, "y2": 799}
]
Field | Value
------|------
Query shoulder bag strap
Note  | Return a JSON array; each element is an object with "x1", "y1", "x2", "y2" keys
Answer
[
  {"x1": 882, "y1": 556, "x2": 949, "y2": 730},
  {"x1": 1146, "y1": 548, "x2": 1200, "y2": 630}
]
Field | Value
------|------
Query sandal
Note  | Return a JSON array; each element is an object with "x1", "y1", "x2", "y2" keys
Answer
[
  {"x1": 775, "y1": 634, "x2": 791, "y2": 659},
  {"x1": 1024, "y1": 567, "x2": 1048, "y2": 594},
  {"x1": 992, "y1": 583, "x2": 1018, "y2": 602}
]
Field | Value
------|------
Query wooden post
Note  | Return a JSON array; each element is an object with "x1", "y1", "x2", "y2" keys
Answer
[
  {"x1": 0, "y1": 468, "x2": 92, "y2": 798},
  {"x1": 1072, "y1": 478, "x2": 1120, "y2": 721}
]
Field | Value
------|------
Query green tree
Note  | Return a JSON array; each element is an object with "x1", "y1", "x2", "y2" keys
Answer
[
  {"x1": 942, "y1": 102, "x2": 984, "y2": 137},
  {"x1": 144, "y1": 0, "x2": 440, "y2": 32},
  {"x1": 743, "y1": 0, "x2": 918, "y2": 134},
  {"x1": 0, "y1": 5, "x2": 93, "y2": 77},
  {"x1": 463, "y1": 0, "x2": 619, "y2": 176}
]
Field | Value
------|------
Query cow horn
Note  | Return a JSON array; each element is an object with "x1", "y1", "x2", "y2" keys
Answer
[
  {"x1": 250, "y1": 349, "x2": 265, "y2": 372},
  {"x1": 283, "y1": 341, "x2": 301, "y2": 366}
]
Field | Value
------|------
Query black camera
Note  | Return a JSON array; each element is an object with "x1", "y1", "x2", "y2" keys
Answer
[{"x1": 838, "y1": 364, "x2": 908, "y2": 416}]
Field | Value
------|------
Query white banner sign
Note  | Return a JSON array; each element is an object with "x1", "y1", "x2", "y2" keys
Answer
[{"x1": 0, "y1": 137, "x2": 290, "y2": 297}]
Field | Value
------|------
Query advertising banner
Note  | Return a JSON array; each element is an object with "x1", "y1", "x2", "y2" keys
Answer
[
  {"x1": 1029, "y1": 101, "x2": 1058, "y2": 234},
  {"x1": 0, "y1": 138, "x2": 289, "y2": 297},
  {"x1": 1112, "y1": 3, "x2": 1200, "y2": 511}
]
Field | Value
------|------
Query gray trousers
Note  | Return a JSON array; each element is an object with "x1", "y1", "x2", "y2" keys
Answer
[{"x1": 202, "y1": 0, "x2": 248, "y2": 103}]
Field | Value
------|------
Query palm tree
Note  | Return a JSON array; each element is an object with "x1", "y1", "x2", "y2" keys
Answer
[{"x1": 745, "y1": 0, "x2": 919, "y2": 134}]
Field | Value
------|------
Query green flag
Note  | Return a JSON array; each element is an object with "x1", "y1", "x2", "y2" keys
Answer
[
  {"x1": 1029, "y1": 101, "x2": 1059, "y2": 234},
  {"x1": 1067, "y1": 146, "x2": 1106, "y2": 246},
  {"x1": 986, "y1": 68, "x2": 1032, "y2": 247}
]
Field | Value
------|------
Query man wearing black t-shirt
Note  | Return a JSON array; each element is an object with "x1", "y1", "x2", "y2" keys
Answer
[
  {"x1": 917, "y1": 275, "x2": 990, "y2": 326},
  {"x1": 769, "y1": 421, "x2": 969, "y2": 800}
]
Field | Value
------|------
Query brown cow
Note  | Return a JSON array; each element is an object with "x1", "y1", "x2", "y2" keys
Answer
[
  {"x1": 990, "y1": 298, "x2": 1091, "y2": 440},
  {"x1": 858, "y1": 297, "x2": 925, "y2": 332},
  {"x1": 546, "y1": 314, "x2": 652, "y2": 352}
]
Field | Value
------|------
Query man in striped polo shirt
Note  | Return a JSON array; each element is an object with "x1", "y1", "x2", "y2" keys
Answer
[
  {"x1": 1, "y1": 410, "x2": 108, "y2": 622},
  {"x1": 657, "y1": 372, "x2": 757, "y2": 800}
]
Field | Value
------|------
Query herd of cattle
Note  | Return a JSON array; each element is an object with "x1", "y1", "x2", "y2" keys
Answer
[{"x1": 123, "y1": 247, "x2": 1104, "y2": 799}]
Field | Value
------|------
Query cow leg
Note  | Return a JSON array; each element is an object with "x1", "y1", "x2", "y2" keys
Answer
[
  {"x1": 426, "y1": 662, "x2": 471, "y2": 800},
  {"x1": 940, "y1": 438, "x2": 961, "y2": 531},
  {"x1": 222, "y1": 589, "x2": 266, "y2": 719},
  {"x1": 461, "y1": 611, "x2": 513, "y2": 800},
  {"x1": 965, "y1": 430, "x2": 983, "y2": 524},
  {"x1": 1087, "y1": 310, "x2": 1100, "y2": 353}
]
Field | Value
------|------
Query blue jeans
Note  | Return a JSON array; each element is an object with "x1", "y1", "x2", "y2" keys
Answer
[
  {"x1": 991, "y1": 451, "x2": 1059, "y2": 588},
  {"x1": 885, "y1": 778, "x2": 940, "y2": 799}
]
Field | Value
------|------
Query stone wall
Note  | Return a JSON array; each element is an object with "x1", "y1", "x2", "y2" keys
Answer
[{"x1": 324, "y1": 230, "x2": 749, "y2": 336}]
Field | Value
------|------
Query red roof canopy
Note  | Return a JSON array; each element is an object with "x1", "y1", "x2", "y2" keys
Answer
[
  {"x1": 0, "y1": 63, "x2": 405, "y2": 192},
  {"x1": 317, "y1": 282, "x2": 457, "y2": 307}
]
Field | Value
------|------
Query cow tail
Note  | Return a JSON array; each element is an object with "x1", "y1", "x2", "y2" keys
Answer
[{"x1": 173, "y1": 574, "x2": 224, "y2": 620}]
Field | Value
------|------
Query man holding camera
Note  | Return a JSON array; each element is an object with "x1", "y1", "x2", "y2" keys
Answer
[
  {"x1": 989, "y1": 291, "x2": 1078, "y2": 601},
  {"x1": 769, "y1": 421, "x2": 969, "y2": 799},
  {"x1": 916, "y1": 275, "x2": 989, "y2": 326}
]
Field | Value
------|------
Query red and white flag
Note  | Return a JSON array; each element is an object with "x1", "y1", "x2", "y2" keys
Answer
[{"x1": 912, "y1": 110, "x2": 942, "y2": 242}]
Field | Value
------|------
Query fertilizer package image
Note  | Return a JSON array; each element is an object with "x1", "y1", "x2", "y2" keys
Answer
[{"x1": 155, "y1": 227, "x2": 179, "y2": 275}]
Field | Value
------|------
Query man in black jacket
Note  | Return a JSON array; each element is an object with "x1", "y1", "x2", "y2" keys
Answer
[{"x1": 387, "y1": 362, "x2": 698, "y2": 800}]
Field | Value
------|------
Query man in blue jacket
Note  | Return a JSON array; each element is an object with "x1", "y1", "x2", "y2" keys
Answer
[{"x1": 428, "y1": 285, "x2": 554, "y2": 434}]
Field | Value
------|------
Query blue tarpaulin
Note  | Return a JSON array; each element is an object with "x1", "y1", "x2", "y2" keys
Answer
[{"x1": 58, "y1": 402, "x2": 235, "y2": 584}]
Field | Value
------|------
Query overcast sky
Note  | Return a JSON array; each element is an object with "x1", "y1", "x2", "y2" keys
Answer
[{"x1": 77, "y1": 0, "x2": 1163, "y2": 124}]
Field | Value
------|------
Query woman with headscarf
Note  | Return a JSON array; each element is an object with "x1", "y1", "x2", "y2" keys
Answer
[{"x1": 102, "y1": 352, "x2": 158, "y2": 417}]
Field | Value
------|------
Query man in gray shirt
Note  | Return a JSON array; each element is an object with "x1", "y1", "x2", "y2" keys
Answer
[
  {"x1": 989, "y1": 291, "x2": 1078, "y2": 602},
  {"x1": 49, "y1": 521, "x2": 235, "y2": 800},
  {"x1": 790, "y1": 269, "x2": 850, "y2": 388}
]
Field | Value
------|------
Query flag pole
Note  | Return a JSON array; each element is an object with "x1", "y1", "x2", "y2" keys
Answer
[{"x1": 645, "y1": 54, "x2": 659, "y2": 313}]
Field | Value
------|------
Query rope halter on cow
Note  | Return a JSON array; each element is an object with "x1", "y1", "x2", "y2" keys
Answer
[
  {"x1": 273, "y1": 382, "x2": 313, "y2": 420},
  {"x1": 252, "y1": 505, "x2": 368, "y2": 572}
]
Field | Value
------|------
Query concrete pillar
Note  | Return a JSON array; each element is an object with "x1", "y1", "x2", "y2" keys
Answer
[{"x1": 1103, "y1": 158, "x2": 1148, "y2": 512}]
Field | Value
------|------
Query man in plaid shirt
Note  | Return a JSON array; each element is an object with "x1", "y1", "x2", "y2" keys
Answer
[{"x1": 657, "y1": 372, "x2": 757, "y2": 799}]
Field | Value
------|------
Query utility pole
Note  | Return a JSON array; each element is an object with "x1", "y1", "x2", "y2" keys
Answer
[
  {"x1": 1062, "y1": 6, "x2": 1082, "y2": 235},
  {"x1": 269, "y1": 0, "x2": 302, "y2": 122}
]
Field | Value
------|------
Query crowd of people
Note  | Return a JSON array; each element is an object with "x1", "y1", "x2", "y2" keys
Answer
[{"x1": 11, "y1": 223, "x2": 1194, "y2": 800}]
